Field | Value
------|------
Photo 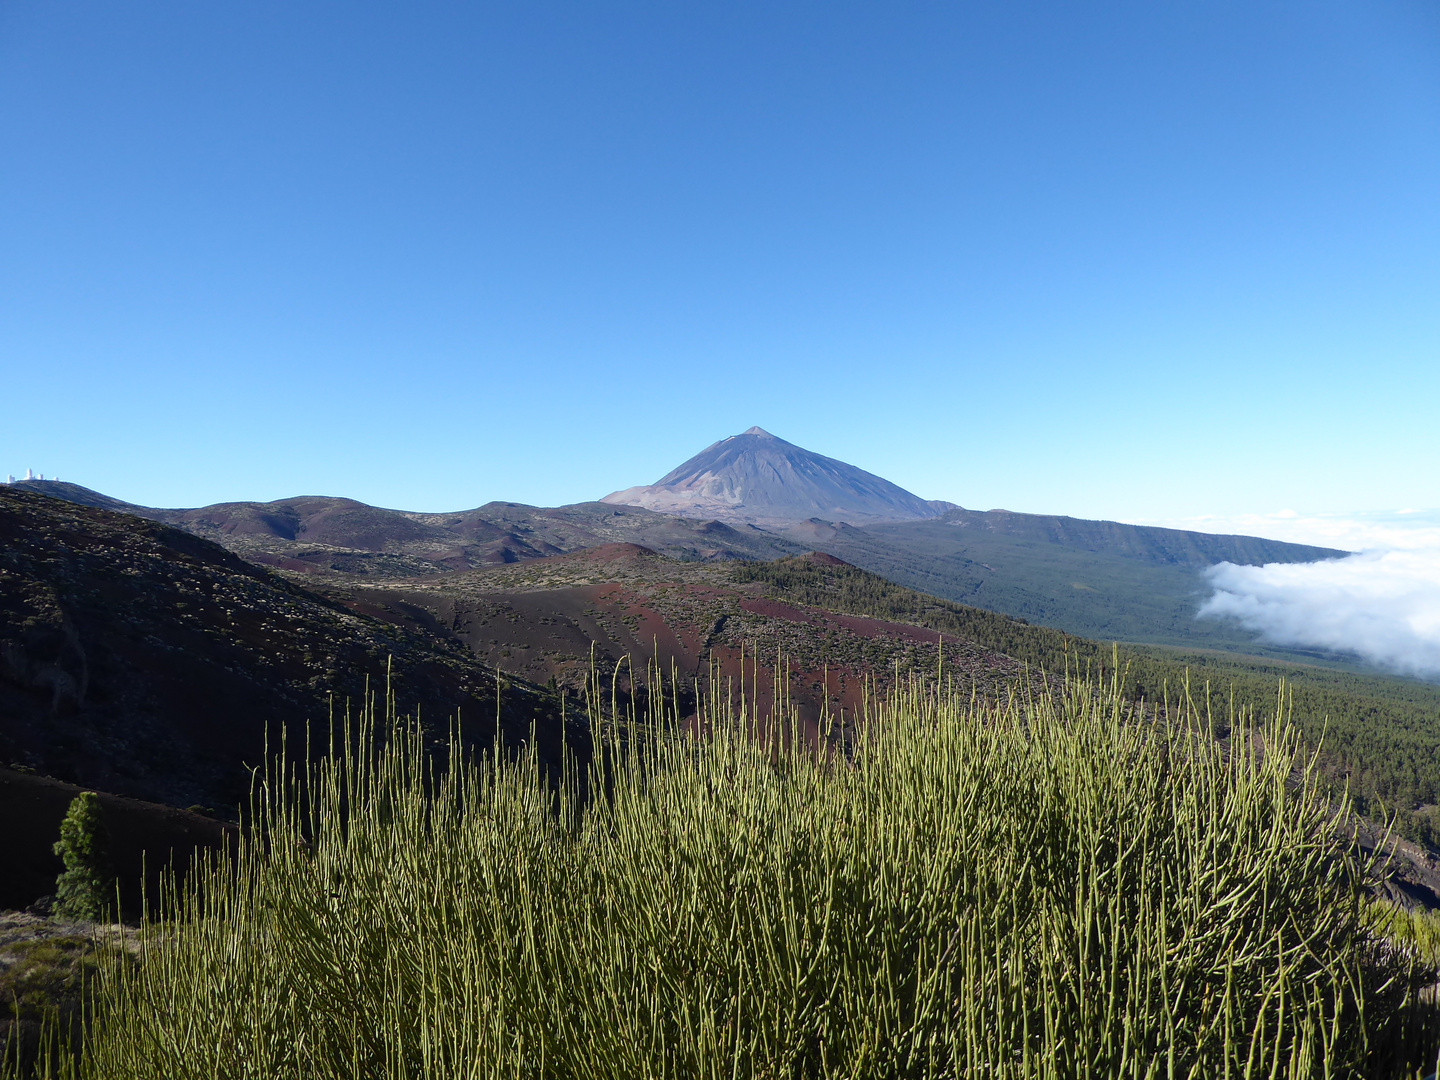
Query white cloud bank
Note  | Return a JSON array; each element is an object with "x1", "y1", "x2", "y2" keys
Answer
[
  {"x1": 1199, "y1": 546, "x2": 1440, "y2": 680},
  {"x1": 1125, "y1": 507, "x2": 1440, "y2": 679}
]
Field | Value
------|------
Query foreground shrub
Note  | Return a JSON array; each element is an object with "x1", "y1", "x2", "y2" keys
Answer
[{"x1": 14, "y1": 672, "x2": 1440, "y2": 1078}]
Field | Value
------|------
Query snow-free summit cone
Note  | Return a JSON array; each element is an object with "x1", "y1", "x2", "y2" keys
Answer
[{"x1": 601, "y1": 428, "x2": 950, "y2": 526}]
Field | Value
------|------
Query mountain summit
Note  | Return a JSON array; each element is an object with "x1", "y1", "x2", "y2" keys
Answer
[{"x1": 601, "y1": 428, "x2": 949, "y2": 526}]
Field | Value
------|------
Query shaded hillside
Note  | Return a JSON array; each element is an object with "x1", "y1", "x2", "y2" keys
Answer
[
  {"x1": 0, "y1": 767, "x2": 231, "y2": 913},
  {"x1": 603, "y1": 427, "x2": 950, "y2": 525},
  {"x1": 785, "y1": 510, "x2": 1346, "y2": 653},
  {"x1": 12, "y1": 480, "x2": 799, "y2": 575},
  {"x1": 0, "y1": 488, "x2": 577, "y2": 812}
]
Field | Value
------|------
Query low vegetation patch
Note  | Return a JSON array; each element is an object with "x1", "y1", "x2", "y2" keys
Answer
[
  {"x1": 0, "y1": 915, "x2": 121, "y2": 1079},
  {"x1": 7, "y1": 671, "x2": 1440, "y2": 1078},
  {"x1": 1371, "y1": 902, "x2": 1440, "y2": 972}
]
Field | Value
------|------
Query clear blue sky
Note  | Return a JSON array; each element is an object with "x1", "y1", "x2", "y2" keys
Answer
[{"x1": 3, "y1": 0, "x2": 1437, "y2": 521}]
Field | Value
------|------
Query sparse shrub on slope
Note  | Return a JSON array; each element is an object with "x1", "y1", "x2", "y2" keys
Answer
[
  {"x1": 0, "y1": 929, "x2": 99, "y2": 1080},
  {"x1": 13, "y1": 673, "x2": 1440, "y2": 1079}
]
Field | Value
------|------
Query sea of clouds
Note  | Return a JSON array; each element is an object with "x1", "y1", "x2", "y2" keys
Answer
[{"x1": 1149, "y1": 509, "x2": 1440, "y2": 680}]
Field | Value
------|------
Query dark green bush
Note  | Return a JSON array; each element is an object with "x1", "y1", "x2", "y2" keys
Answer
[{"x1": 51, "y1": 793, "x2": 112, "y2": 923}]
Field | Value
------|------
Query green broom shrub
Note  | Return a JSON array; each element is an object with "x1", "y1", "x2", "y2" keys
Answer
[{"x1": 13, "y1": 668, "x2": 1440, "y2": 1078}]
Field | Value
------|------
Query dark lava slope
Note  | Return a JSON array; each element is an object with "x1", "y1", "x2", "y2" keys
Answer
[{"x1": 0, "y1": 488, "x2": 577, "y2": 812}]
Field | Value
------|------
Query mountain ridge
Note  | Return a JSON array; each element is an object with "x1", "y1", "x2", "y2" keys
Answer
[
  {"x1": 6, "y1": 440, "x2": 1350, "y2": 660},
  {"x1": 6, "y1": 481, "x2": 802, "y2": 573}
]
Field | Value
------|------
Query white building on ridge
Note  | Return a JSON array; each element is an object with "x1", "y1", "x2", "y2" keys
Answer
[{"x1": 4, "y1": 469, "x2": 57, "y2": 483}]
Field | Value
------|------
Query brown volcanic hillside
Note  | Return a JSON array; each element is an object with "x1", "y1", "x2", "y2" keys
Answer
[
  {"x1": 0, "y1": 488, "x2": 577, "y2": 812},
  {"x1": 320, "y1": 545, "x2": 1024, "y2": 729}
]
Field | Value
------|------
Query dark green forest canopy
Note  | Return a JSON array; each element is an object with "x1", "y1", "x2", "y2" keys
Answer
[{"x1": 733, "y1": 556, "x2": 1440, "y2": 842}]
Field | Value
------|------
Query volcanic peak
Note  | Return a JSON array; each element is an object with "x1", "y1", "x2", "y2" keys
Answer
[{"x1": 602, "y1": 428, "x2": 948, "y2": 527}]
